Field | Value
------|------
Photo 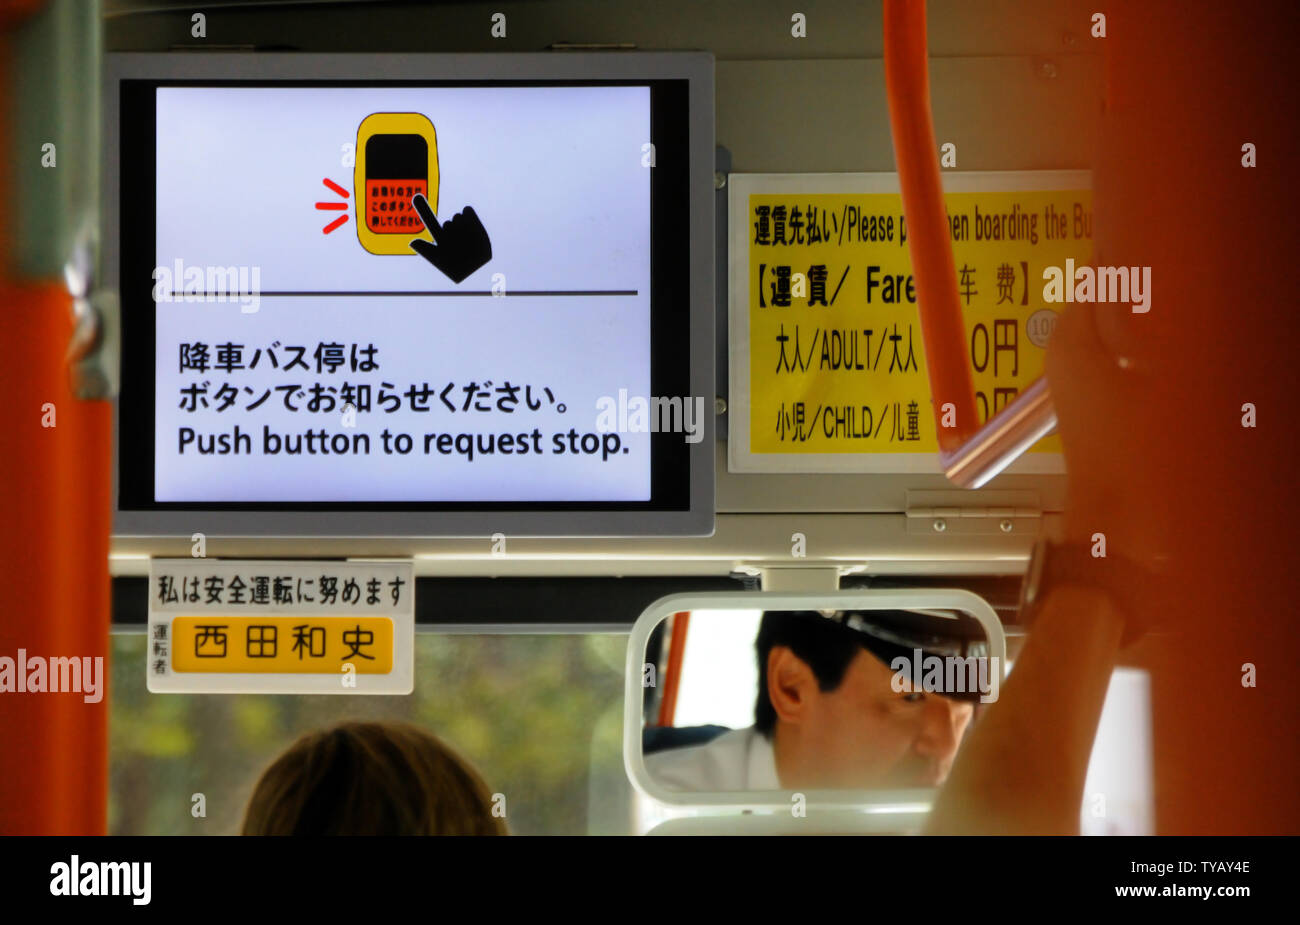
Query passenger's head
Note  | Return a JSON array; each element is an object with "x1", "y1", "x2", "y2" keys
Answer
[
  {"x1": 242, "y1": 720, "x2": 506, "y2": 835},
  {"x1": 755, "y1": 611, "x2": 975, "y2": 789}
]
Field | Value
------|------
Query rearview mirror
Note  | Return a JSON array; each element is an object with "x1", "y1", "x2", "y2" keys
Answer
[{"x1": 624, "y1": 590, "x2": 1005, "y2": 818}]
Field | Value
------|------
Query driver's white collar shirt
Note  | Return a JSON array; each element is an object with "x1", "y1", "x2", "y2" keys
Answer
[{"x1": 643, "y1": 726, "x2": 783, "y2": 792}]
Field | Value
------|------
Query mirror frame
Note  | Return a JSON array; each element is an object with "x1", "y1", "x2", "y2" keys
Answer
[{"x1": 624, "y1": 589, "x2": 1006, "y2": 811}]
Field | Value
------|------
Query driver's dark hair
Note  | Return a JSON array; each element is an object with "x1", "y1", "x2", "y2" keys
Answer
[{"x1": 754, "y1": 611, "x2": 866, "y2": 737}]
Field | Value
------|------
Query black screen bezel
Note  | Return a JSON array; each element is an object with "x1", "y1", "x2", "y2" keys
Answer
[{"x1": 117, "y1": 78, "x2": 692, "y2": 514}]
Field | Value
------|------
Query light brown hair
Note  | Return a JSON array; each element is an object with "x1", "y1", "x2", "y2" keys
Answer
[{"x1": 242, "y1": 721, "x2": 507, "y2": 835}]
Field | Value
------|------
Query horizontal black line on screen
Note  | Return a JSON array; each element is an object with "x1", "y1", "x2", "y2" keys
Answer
[{"x1": 189, "y1": 290, "x2": 642, "y2": 297}]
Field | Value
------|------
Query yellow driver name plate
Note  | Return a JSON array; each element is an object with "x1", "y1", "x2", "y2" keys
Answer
[
  {"x1": 147, "y1": 559, "x2": 414, "y2": 695},
  {"x1": 172, "y1": 616, "x2": 393, "y2": 673}
]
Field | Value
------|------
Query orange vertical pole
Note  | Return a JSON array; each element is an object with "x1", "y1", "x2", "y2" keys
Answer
[
  {"x1": 0, "y1": 8, "x2": 111, "y2": 835},
  {"x1": 0, "y1": 283, "x2": 111, "y2": 835},
  {"x1": 883, "y1": 0, "x2": 979, "y2": 451},
  {"x1": 655, "y1": 612, "x2": 690, "y2": 727}
]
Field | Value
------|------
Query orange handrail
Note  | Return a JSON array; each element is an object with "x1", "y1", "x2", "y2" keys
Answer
[
  {"x1": 884, "y1": 0, "x2": 1059, "y2": 488},
  {"x1": 654, "y1": 612, "x2": 690, "y2": 727},
  {"x1": 0, "y1": 4, "x2": 111, "y2": 836},
  {"x1": 883, "y1": 0, "x2": 978, "y2": 454}
]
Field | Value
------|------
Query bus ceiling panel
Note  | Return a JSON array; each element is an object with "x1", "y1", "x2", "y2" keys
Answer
[
  {"x1": 109, "y1": 510, "x2": 1045, "y2": 576},
  {"x1": 715, "y1": 448, "x2": 1067, "y2": 514},
  {"x1": 103, "y1": 0, "x2": 1107, "y2": 61},
  {"x1": 717, "y1": 56, "x2": 1100, "y2": 175},
  {"x1": 111, "y1": 573, "x2": 1024, "y2": 628}
]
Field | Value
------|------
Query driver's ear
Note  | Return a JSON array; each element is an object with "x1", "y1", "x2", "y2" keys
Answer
[{"x1": 767, "y1": 645, "x2": 818, "y2": 726}]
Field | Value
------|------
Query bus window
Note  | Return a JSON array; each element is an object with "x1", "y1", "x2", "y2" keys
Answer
[{"x1": 109, "y1": 633, "x2": 630, "y2": 835}]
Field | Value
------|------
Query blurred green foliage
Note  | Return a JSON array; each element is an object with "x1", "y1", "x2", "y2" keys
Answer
[{"x1": 110, "y1": 633, "x2": 630, "y2": 835}]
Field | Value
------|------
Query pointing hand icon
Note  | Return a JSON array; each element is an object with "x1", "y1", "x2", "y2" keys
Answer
[{"x1": 409, "y1": 193, "x2": 492, "y2": 284}]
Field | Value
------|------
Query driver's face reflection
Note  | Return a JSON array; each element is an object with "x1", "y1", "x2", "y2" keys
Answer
[{"x1": 776, "y1": 647, "x2": 975, "y2": 789}]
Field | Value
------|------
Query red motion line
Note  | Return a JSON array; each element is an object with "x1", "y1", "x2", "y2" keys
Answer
[
  {"x1": 883, "y1": 0, "x2": 978, "y2": 452},
  {"x1": 321, "y1": 215, "x2": 348, "y2": 234},
  {"x1": 322, "y1": 178, "x2": 349, "y2": 198},
  {"x1": 314, "y1": 202, "x2": 347, "y2": 210}
]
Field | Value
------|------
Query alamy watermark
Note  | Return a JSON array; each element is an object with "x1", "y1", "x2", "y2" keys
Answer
[
  {"x1": 0, "y1": 650, "x2": 104, "y2": 703},
  {"x1": 153, "y1": 258, "x2": 261, "y2": 313},
  {"x1": 890, "y1": 649, "x2": 1000, "y2": 704},
  {"x1": 594, "y1": 389, "x2": 705, "y2": 444},
  {"x1": 1042, "y1": 258, "x2": 1151, "y2": 313},
  {"x1": 50, "y1": 856, "x2": 150, "y2": 905}
]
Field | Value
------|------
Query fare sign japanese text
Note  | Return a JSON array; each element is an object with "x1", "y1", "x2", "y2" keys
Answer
[
  {"x1": 147, "y1": 559, "x2": 414, "y2": 694},
  {"x1": 728, "y1": 172, "x2": 1093, "y2": 473}
]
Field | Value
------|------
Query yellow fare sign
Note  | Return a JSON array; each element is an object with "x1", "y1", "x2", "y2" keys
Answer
[
  {"x1": 730, "y1": 173, "x2": 1094, "y2": 471},
  {"x1": 171, "y1": 616, "x2": 393, "y2": 674}
]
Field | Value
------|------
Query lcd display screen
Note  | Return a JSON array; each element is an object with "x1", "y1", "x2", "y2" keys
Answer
[{"x1": 109, "y1": 54, "x2": 713, "y2": 535}]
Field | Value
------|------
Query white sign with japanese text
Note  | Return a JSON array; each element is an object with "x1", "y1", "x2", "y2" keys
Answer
[
  {"x1": 154, "y1": 86, "x2": 652, "y2": 503},
  {"x1": 147, "y1": 559, "x2": 414, "y2": 694}
]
